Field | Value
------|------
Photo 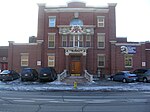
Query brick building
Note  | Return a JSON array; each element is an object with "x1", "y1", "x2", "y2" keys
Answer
[
  {"x1": 8, "y1": 2, "x2": 150, "y2": 78},
  {"x1": 0, "y1": 46, "x2": 8, "y2": 71}
]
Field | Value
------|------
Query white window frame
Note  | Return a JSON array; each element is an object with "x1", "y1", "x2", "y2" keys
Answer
[
  {"x1": 97, "y1": 16, "x2": 105, "y2": 27},
  {"x1": 62, "y1": 35, "x2": 67, "y2": 47},
  {"x1": 86, "y1": 35, "x2": 91, "y2": 47},
  {"x1": 49, "y1": 16, "x2": 56, "y2": 27},
  {"x1": 20, "y1": 53, "x2": 29, "y2": 67},
  {"x1": 69, "y1": 35, "x2": 73, "y2": 47},
  {"x1": 97, "y1": 33, "x2": 105, "y2": 49},
  {"x1": 97, "y1": 54, "x2": 105, "y2": 67},
  {"x1": 48, "y1": 33, "x2": 55, "y2": 48},
  {"x1": 48, "y1": 54, "x2": 55, "y2": 67},
  {"x1": 79, "y1": 35, "x2": 83, "y2": 47}
]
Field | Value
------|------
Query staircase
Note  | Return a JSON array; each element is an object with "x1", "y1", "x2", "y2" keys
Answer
[
  {"x1": 61, "y1": 76, "x2": 88, "y2": 85},
  {"x1": 57, "y1": 70, "x2": 93, "y2": 84}
]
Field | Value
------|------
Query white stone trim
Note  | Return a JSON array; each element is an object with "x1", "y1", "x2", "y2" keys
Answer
[
  {"x1": 57, "y1": 25, "x2": 96, "y2": 28},
  {"x1": 37, "y1": 3, "x2": 46, "y2": 7},
  {"x1": 37, "y1": 40, "x2": 44, "y2": 44},
  {"x1": 108, "y1": 3, "x2": 117, "y2": 7},
  {"x1": 64, "y1": 47, "x2": 87, "y2": 56},
  {"x1": 13, "y1": 43, "x2": 38, "y2": 45},
  {"x1": 145, "y1": 49, "x2": 150, "y2": 51},
  {"x1": 45, "y1": 8, "x2": 109, "y2": 13},
  {"x1": 109, "y1": 41, "x2": 117, "y2": 43},
  {"x1": 115, "y1": 43, "x2": 141, "y2": 46}
]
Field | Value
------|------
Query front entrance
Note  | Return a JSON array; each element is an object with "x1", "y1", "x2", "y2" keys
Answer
[
  {"x1": 70, "y1": 56, "x2": 81, "y2": 76},
  {"x1": 0, "y1": 62, "x2": 8, "y2": 71}
]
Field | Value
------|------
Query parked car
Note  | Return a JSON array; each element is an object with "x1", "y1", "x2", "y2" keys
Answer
[
  {"x1": 132, "y1": 69, "x2": 150, "y2": 82},
  {"x1": 21, "y1": 68, "x2": 38, "y2": 81},
  {"x1": 111, "y1": 71, "x2": 138, "y2": 83},
  {"x1": 38, "y1": 67, "x2": 57, "y2": 82},
  {"x1": 0, "y1": 70, "x2": 20, "y2": 81}
]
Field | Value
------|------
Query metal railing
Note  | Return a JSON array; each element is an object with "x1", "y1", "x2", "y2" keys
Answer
[
  {"x1": 84, "y1": 70, "x2": 93, "y2": 82},
  {"x1": 57, "y1": 70, "x2": 67, "y2": 81}
]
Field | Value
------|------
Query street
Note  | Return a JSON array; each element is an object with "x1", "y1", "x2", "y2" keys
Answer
[{"x1": 0, "y1": 91, "x2": 150, "y2": 112}]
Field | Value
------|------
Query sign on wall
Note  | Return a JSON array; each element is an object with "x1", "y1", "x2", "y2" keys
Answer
[
  {"x1": 37, "y1": 61, "x2": 41, "y2": 66},
  {"x1": 121, "y1": 46, "x2": 136, "y2": 54}
]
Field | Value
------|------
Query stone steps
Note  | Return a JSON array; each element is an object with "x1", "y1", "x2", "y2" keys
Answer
[{"x1": 62, "y1": 76, "x2": 88, "y2": 85}]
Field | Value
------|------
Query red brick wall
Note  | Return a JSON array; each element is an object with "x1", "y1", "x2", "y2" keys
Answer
[{"x1": 8, "y1": 43, "x2": 41, "y2": 72}]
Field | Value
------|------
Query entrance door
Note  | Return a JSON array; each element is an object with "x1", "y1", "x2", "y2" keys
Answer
[
  {"x1": 1, "y1": 62, "x2": 8, "y2": 70},
  {"x1": 70, "y1": 61, "x2": 81, "y2": 76}
]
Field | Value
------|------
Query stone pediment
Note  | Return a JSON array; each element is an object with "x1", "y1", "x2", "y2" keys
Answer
[
  {"x1": 65, "y1": 47, "x2": 87, "y2": 56},
  {"x1": 59, "y1": 25, "x2": 94, "y2": 35}
]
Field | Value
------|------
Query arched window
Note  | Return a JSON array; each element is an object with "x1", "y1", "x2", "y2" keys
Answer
[{"x1": 70, "y1": 18, "x2": 83, "y2": 26}]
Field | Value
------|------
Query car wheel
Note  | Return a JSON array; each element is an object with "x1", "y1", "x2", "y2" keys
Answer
[
  {"x1": 143, "y1": 78, "x2": 147, "y2": 83},
  {"x1": 122, "y1": 78, "x2": 127, "y2": 83}
]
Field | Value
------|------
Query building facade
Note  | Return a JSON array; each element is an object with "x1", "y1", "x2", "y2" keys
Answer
[
  {"x1": 0, "y1": 46, "x2": 8, "y2": 71},
  {"x1": 8, "y1": 2, "x2": 150, "y2": 78}
]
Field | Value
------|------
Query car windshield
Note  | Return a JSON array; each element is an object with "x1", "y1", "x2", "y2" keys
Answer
[
  {"x1": 22, "y1": 69, "x2": 31, "y2": 74},
  {"x1": 40, "y1": 68, "x2": 51, "y2": 74},
  {"x1": 0, "y1": 70, "x2": 10, "y2": 74}
]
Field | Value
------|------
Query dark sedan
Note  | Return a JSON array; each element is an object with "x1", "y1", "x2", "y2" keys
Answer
[
  {"x1": 111, "y1": 71, "x2": 138, "y2": 83},
  {"x1": 0, "y1": 70, "x2": 20, "y2": 81}
]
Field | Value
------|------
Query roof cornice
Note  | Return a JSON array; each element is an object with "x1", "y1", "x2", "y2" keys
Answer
[{"x1": 45, "y1": 8, "x2": 109, "y2": 13}]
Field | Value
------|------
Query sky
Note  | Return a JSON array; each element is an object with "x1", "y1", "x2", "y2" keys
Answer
[{"x1": 0, "y1": 0, "x2": 150, "y2": 46}]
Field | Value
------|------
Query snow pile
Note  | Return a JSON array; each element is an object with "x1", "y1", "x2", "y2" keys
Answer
[{"x1": 0, "y1": 80, "x2": 150, "y2": 91}]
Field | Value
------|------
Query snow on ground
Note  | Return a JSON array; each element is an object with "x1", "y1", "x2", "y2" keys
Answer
[{"x1": 0, "y1": 79, "x2": 150, "y2": 91}]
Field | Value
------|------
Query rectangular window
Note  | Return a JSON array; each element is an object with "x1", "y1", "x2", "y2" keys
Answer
[
  {"x1": 124, "y1": 55, "x2": 133, "y2": 67},
  {"x1": 48, "y1": 55, "x2": 55, "y2": 67},
  {"x1": 98, "y1": 54, "x2": 105, "y2": 67},
  {"x1": 79, "y1": 35, "x2": 83, "y2": 47},
  {"x1": 69, "y1": 35, "x2": 73, "y2": 47},
  {"x1": 21, "y1": 53, "x2": 29, "y2": 67},
  {"x1": 62, "y1": 35, "x2": 67, "y2": 47},
  {"x1": 48, "y1": 33, "x2": 55, "y2": 48},
  {"x1": 97, "y1": 16, "x2": 105, "y2": 27},
  {"x1": 49, "y1": 16, "x2": 56, "y2": 27},
  {"x1": 97, "y1": 33, "x2": 105, "y2": 48},
  {"x1": 86, "y1": 35, "x2": 91, "y2": 47},
  {"x1": 75, "y1": 35, "x2": 78, "y2": 47}
]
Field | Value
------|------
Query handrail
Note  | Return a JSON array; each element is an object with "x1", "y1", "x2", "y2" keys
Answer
[
  {"x1": 84, "y1": 70, "x2": 93, "y2": 82},
  {"x1": 57, "y1": 70, "x2": 67, "y2": 81}
]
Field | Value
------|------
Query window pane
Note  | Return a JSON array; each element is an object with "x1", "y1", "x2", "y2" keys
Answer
[
  {"x1": 62, "y1": 35, "x2": 67, "y2": 47},
  {"x1": 97, "y1": 16, "x2": 105, "y2": 27},
  {"x1": 97, "y1": 34, "x2": 105, "y2": 48},
  {"x1": 48, "y1": 34, "x2": 55, "y2": 48},
  {"x1": 75, "y1": 36, "x2": 78, "y2": 47},
  {"x1": 48, "y1": 56, "x2": 55, "y2": 67},
  {"x1": 21, "y1": 55, "x2": 28, "y2": 66},
  {"x1": 125, "y1": 55, "x2": 133, "y2": 67},
  {"x1": 79, "y1": 36, "x2": 83, "y2": 47},
  {"x1": 69, "y1": 35, "x2": 73, "y2": 47},
  {"x1": 86, "y1": 35, "x2": 91, "y2": 47},
  {"x1": 98, "y1": 55, "x2": 105, "y2": 67},
  {"x1": 49, "y1": 17, "x2": 56, "y2": 27}
]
